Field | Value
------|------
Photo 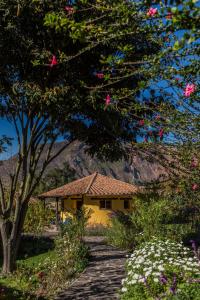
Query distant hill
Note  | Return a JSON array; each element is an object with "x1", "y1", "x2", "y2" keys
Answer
[{"x1": 0, "y1": 141, "x2": 168, "y2": 185}]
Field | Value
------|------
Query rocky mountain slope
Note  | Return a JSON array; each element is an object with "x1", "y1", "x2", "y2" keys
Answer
[{"x1": 0, "y1": 141, "x2": 168, "y2": 184}]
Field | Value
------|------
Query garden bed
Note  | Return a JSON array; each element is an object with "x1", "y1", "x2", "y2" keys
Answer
[{"x1": 0, "y1": 215, "x2": 89, "y2": 299}]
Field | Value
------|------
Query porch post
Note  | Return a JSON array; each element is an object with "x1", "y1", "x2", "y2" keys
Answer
[
  {"x1": 43, "y1": 198, "x2": 46, "y2": 210},
  {"x1": 56, "y1": 197, "x2": 59, "y2": 228}
]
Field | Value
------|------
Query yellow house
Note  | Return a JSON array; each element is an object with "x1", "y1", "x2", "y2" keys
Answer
[{"x1": 39, "y1": 172, "x2": 139, "y2": 226}]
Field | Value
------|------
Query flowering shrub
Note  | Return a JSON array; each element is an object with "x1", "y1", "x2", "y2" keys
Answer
[
  {"x1": 35, "y1": 235, "x2": 89, "y2": 297},
  {"x1": 30, "y1": 210, "x2": 90, "y2": 297},
  {"x1": 7, "y1": 210, "x2": 90, "y2": 298},
  {"x1": 121, "y1": 238, "x2": 200, "y2": 299}
]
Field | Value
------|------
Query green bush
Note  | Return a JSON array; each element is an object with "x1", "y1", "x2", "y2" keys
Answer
[
  {"x1": 105, "y1": 211, "x2": 137, "y2": 249},
  {"x1": 121, "y1": 238, "x2": 200, "y2": 300},
  {"x1": 106, "y1": 194, "x2": 198, "y2": 250},
  {"x1": 23, "y1": 201, "x2": 55, "y2": 235},
  {"x1": 60, "y1": 207, "x2": 91, "y2": 239},
  {"x1": 131, "y1": 197, "x2": 169, "y2": 243},
  {"x1": 131, "y1": 196, "x2": 194, "y2": 244}
]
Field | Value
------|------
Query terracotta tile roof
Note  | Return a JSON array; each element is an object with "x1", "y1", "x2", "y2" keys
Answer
[{"x1": 39, "y1": 172, "x2": 138, "y2": 198}]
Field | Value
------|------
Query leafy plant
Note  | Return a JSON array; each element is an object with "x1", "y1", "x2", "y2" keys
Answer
[
  {"x1": 23, "y1": 201, "x2": 55, "y2": 235},
  {"x1": 105, "y1": 211, "x2": 137, "y2": 249},
  {"x1": 121, "y1": 238, "x2": 200, "y2": 300}
]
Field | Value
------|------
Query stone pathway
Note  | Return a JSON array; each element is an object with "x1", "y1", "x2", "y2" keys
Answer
[{"x1": 55, "y1": 236, "x2": 127, "y2": 300}]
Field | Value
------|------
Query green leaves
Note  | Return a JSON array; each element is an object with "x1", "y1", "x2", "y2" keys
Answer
[{"x1": 173, "y1": 40, "x2": 182, "y2": 51}]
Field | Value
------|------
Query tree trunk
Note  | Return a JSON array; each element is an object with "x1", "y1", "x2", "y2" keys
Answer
[
  {"x1": 0, "y1": 219, "x2": 22, "y2": 274},
  {"x1": 0, "y1": 199, "x2": 29, "y2": 273},
  {"x1": 2, "y1": 239, "x2": 18, "y2": 273}
]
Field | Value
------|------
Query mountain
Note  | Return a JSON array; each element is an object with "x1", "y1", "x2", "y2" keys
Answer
[{"x1": 0, "y1": 141, "x2": 168, "y2": 185}]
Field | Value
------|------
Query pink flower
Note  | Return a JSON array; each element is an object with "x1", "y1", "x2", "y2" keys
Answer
[
  {"x1": 105, "y1": 94, "x2": 111, "y2": 106},
  {"x1": 50, "y1": 55, "x2": 58, "y2": 67},
  {"x1": 191, "y1": 159, "x2": 198, "y2": 168},
  {"x1": 65, "y1": 6, "x2": 75, "y2": 14},
  {"x1": 159, "y1": 128, "x2": 164, "y2": 139},
  {"x1": 96, "y1": 73, "x2": 104, "y2": 79},
  {"x1": 147, "y1": 7, "x2": 158, "y2": 17},
  {"x1": 138, "y1": 119, "x2": 145, "y2": 126},
  {"x1": 192, "y1": 183, "x2": 199, "y2": 191},
  {"x1": 184, "y1": 83, "x2": 196, "y2": 97}
]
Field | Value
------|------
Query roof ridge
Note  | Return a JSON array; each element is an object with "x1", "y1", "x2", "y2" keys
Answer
[
  {"x1": 39, "y1": 173, "x2": 96, "y2": 198},
  {"x1": 85, "y1": 172, "x2": 98, "y2": 194},
  {"x1": 97, "y1": 173, "x2": 134, "y2": 186}
]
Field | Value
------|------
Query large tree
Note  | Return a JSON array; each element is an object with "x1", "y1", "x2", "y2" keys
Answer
[{"x1": 0, "y1": 0, "x2": 165, "y2": 273}]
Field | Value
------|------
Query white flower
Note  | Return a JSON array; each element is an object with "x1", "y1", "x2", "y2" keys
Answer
[
  {"x1": 128, "y1": 271, "x2": 133, "y2": 275},
  {"x1": 153, "y1": 278, "x2": 159, "y2": 282},
  {"x1": 188, "y1": 258, "x2": 193, "y2": 261},
  {"x1": 130, "y1": 279, "x2": 137, "y2": 284},
  {"x1": 132, "y1": 274, "x2": 138, "y2": 279},
  {"x1": 152, "y1": 272, "x2": 161, "y2": 277},
  {"x1": 154, "y1": 253, "x2": 160, "y2": 257},
  {"x1": 121, "y1": 279, "x2": 126, "y2": 284},
  {"x1": 145, "y1": 271, "x2": 151, "y2": 277},
  {"x1": 122, "y1": 287, "x2": 127, "y2": 293},
  {"x1": 158, "y1": 265, "x2": 164, "y2": 271},
  {"x1": 137, "y1": 258, "x2": 145, "y2": 264}
]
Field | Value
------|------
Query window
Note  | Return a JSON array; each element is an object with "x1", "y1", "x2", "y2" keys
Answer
[
  {"x1": 99, "y1": 200, "x2": 112, "y2": 209},
  {"x1": 124, "y1": 199, "x2": 130, "y2": 209}
]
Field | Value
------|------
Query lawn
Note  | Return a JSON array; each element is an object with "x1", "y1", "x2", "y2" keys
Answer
[
  {"x1": 0, "y1": 236, "x2": 56, "y2": 300},
  {"x1": 0, "y1": 252, "x2": 55, "y2": 300}
]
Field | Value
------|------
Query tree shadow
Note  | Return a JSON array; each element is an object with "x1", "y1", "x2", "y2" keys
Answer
[
  {"x1": 0, "y1": 234, "x2": 55, "y2": 267},
  {"x1": 17, "y1": 234, "x2": 55, "y2": 260}
]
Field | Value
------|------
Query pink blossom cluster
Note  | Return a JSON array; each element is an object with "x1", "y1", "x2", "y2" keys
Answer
[
  {"x1": 184, "y1": 84, "x2": 196, "y2": 97},
  {"x1": 50, "y1": 55, "x2": 58, "y2": 67},
  {"x1": 147, "y1": 7, "x2": 158, "y2": 17},
  {"x1": 65, "y1": 6, "x2": 75, "y2": 14},
  {"x1": 105, "y1": 94, "x2": 111, "y2": 106}
]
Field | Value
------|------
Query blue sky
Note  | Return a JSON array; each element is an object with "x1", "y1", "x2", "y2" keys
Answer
[{"x1": 0, "y1": 119, "x2": 18, "y2": 160}]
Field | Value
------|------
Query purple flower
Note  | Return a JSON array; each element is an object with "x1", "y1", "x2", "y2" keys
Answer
[
  {"x1": 190, "y1": 239, "x2": 197, "y2": 252},
  {"x1": 169, "y1": 287, "x2": 176, "y2": 295},
  {"x1": 160, "y1": 273, "x2": 168, "y2": 285},
  {"x1": 169, "y1": 275, "x2": 177, "y2": 295}
]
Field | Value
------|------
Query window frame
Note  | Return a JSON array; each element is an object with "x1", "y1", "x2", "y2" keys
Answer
[{"x1": 99, "y1": 199, "x2": 112, "y2": 210}]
